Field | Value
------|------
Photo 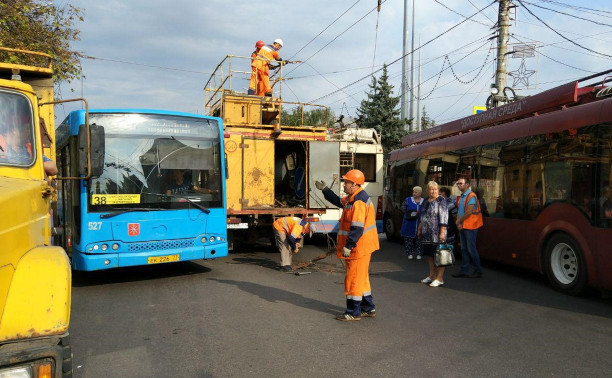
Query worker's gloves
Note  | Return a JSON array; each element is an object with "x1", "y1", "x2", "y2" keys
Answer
[
  {"x1": 315, "y1": 180, "x2": 326, "y2": 190},
  {"x1": 342, "y1": 247, "x2": 352, "y2": 258}
]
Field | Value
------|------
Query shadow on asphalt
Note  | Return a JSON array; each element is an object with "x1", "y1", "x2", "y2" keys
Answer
[
  {"x1": 209, "y1": 278, "x2": 344, "y2": 315},
  {"x1": 72, "y1": 261, "x2": 211, "y2": 287},
  {"x1": 374, "y1": 237, "x2": 612, "y2": 319}
]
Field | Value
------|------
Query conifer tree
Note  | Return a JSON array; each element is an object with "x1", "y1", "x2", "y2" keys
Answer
[{"x1": 355, "y1": 64, "x2": 408, "y2": 154}]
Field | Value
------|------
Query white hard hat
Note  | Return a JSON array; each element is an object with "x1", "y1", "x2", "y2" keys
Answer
[{"x1": 274, "y1": 38, "x2": 284, "y2": 47}]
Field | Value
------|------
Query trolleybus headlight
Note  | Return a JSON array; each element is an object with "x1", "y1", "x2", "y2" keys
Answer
[
  {"x1": 209, "y1": 236, "x2": 215, "y2": 243},
  {"x1": 104, "y1": 259, "x2": 111, "y2": 265},
  {"x1": 101, "y1": 244, "x2": 108, "y2": 251},
  {"x1": 217, "y1": 236, "x2": 221, "y2": 241},
  {"x1": 93, "y1": 245, "x2": 99, "y2": 250},
  {"x1": 201, "y1": 237, "x2": 207, "y2": 243},
  {"x1": 112, "y1": 243, "x2": 119, "y2": 250}
]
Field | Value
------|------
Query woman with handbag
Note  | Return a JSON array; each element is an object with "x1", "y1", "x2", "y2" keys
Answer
[
  {"x1": 400, "y1": 186, "x2": 424, "y2": 260},
  {"x1": 417, "y1": 181, "x2": 449, "y2": 287}
]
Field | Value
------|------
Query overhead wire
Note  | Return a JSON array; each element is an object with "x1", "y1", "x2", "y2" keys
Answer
[
  {"x1": 308, "y1": 0, "x2": 498, "y2": 104},
  {"x1": 537, "y1": 0, "x2": 612, "y2": 18},
  {"x1": 522, "y1": 0, "x2": 612, "y2": 28},
  {"x1": 287, "y1": 0, "x2": 362, "y2": 61},
  {"x1": 516, "y1": 0, "x2": 612, "y2": 58},
  {"x1": 286, "y1": 0, "x2": 388, "y2": 76}
]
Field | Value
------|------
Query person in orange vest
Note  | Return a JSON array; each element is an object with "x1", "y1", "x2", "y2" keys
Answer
[
  {"x1": 272, "y1": 216, "x2": 310, "y2": 272},
  {"x1": 315, "y1": 169, "x2": 380, "y2": 321},
  {"x1": 248, "y1": 40, "x2": 266, "y2": 96},
  {"x1": 452, "y1": 176, "x2": 484, "y2": 278},
  {"x1": 255, "y1": 39, "x2": 284, "y2": 97}
]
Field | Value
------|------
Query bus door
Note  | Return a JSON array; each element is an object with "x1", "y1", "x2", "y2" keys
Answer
[{"x1": 242, "y1": 137, "x2": 274, "y2": 209}]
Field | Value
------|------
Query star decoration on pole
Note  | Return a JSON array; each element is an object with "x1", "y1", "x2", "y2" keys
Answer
[{"x1": 507, "y1": 59, "x2": 536, "y2": 88}]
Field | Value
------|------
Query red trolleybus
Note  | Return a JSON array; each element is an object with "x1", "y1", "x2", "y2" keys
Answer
[{"x1": 383, "y1": 70, "x2": 612, "y2": 295}]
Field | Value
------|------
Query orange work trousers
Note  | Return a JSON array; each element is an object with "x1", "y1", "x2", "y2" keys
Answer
[
  {"x1": 344, "y1": 252, "x2": 372, "y2": 298},
  {"x1": 249, "y1": 68, "x2": 271, "y2": 96}
]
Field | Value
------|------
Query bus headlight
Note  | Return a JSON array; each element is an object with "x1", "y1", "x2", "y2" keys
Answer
[
  {"x1": 209, "y1": 236, "x2": 215, "y2": 243},
  {"x1": 101, "y1": 244, "x2": 108, "y2": 251},
  {"x1": 112, "y1": 243, "x2": 120, "y2": 250},
  {"x1": 201, "y1": 237, "x2": 207, "y2": 243},
  {"x1": 93, "y1": 245, "x2": 99, "y2": 250}
]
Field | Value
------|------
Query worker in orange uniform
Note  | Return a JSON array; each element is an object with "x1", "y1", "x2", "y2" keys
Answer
[
  {"x1": 272, "y1": 216, "x2": 310, "y2": 272},
  {"x1": 315, "y1": 169, "x2": 380, "y2": 321},
  {"x1": 248, "y1": 40, "x2": 266, "y2": 96},
  {"x1": 254, "y1": 38, "x2": 284, "y2": 97}
]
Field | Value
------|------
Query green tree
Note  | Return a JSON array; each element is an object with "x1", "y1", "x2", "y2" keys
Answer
[
  {"x1": 355, "y1": 64, "x2": 407, "y2": 154},
  {"x1": 0, "y1": 0, "x2": 84, "y2": 82},
  {"x1": 281, "y1": 106, "x2": 335, "y2": 127},
  {"x1": 421, "y1": 106, "x2": 436, "y2": 130}
]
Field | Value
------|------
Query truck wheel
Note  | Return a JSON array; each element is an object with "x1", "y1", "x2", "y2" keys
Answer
[
  {"x1": 544, "y1": 234, "x2": 587, "y2": 296},
  {"x1": 384, "y1": 216, "x2": 396, "y2": 242},
  {"x1": 60, "y1": 334, "x2": 73, "y2": 377}
]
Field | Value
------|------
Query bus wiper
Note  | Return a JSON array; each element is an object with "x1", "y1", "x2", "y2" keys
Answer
[
  {"x1": 100, "y1": 208, "x2": 161, "y2": 219},
  {"x1": 177, "y1": 196, "x2": 211, "y2": 214}
]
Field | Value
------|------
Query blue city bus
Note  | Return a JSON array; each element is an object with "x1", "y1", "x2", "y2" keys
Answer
[{"x1": 55, "y1": 109, "x2": 228, "y2": 270}]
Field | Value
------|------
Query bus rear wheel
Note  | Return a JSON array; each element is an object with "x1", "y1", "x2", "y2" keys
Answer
[{"x1": 544, "y1": 234, "x2": 587, "y2": 296}]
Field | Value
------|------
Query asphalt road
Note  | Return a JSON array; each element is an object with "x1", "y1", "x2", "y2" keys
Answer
[{"x1": 70, "y1": 236, "x2": 612, "y2": 378}]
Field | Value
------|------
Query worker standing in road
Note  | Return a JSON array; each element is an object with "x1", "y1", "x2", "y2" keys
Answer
[
  {"x1": 273, "y1": 216, "x2": 310, "y2": 272},
  {"x1": 248, "y1": 40, "x2": 266, "y2": 96},
  {"x1": 257, "y1": 39, "x2": 284, "y2": 97},
  {"x1": 315, "y1": 169, "x2": 379, "y2": 321}
]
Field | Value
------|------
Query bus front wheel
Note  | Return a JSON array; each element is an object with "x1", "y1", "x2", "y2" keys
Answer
[{"x1": 544, "y1": 234, "x2": 587, "y2": 296}]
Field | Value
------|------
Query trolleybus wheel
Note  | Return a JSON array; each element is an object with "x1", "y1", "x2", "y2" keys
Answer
[{"x1": 544, "y1": 234, "x2": 587, "y2": 296}]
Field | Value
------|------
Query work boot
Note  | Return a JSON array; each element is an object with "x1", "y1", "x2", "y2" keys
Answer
[{"x1": 279, "y1": 265, "x2": 292, "y2": 272}]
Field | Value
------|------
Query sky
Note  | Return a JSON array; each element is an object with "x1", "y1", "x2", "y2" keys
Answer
[{"x1": 56, "y1": 0, "x2": 612, "y2": 127}]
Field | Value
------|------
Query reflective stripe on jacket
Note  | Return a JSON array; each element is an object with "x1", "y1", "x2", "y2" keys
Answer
[
  {"x1": 273, "y1": 216, "x2": 306, "y2": 250},
  {"x1": 324, "y1": 187, "x2": 379, "y2": 259},
  {"x1": 456, "y1": 191, "x2": 483, "y2": 230}
]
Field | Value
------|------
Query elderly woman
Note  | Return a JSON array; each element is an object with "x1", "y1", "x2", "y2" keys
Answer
[
  {"x1": 400, "y1": 186, "x2": 424, "y2": 260},
  {"x1": 417, "y1": 181, "x2": 449, "y2": 287}
]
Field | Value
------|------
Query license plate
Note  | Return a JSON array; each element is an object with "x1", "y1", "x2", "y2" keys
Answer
[
  {"x1": 147, "y1": 254, "x2": 180, "y2": 264},
  {"x1": 227, "y1": 223, "x2": 248, "y2": 229}
]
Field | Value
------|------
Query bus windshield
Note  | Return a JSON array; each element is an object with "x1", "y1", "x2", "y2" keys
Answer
[
  {"x1": 0, "y1": 90, "x2": 35, "y2": 167},
  {"x1": 89, "y1": 113, "x2": 222, "y2": 211}
]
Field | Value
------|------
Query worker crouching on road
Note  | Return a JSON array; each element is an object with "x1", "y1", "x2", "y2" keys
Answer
[
  {"x1": 273, "y1": 216, "x2": 310, "y2": 272},
  {"x1": 315, "y1": 169, "x2": 380, "y2": 321}
]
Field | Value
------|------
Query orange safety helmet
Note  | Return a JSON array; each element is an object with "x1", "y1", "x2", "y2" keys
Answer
[
  {"x1": 342, "y1": 169, "x2": 365, "y2": 185},
  {"x1": 255, "y1": 40, "x2": 265, "y2": 48}
]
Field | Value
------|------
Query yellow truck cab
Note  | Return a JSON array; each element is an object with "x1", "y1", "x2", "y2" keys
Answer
[{"x1": 0, "y1": 47, "x2": 72, "y2": 378}]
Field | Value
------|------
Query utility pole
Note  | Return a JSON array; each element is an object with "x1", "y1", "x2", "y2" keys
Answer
[
  {"x1": 491, "y1": 0, "x2": 511, "y2": 107},
  {"x1": 400, "y1": 0, "x2": 410, "y2": 129},
  {"x1": 416, "y1": 34, "x2": 422, "y2": 132},
  {"x1": 409, "y1": 0, "x2": 416, "y2": 130}
]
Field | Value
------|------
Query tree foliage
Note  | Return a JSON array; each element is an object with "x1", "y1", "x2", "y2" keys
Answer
[
  {"x1": 355, "y1": 64, "x2": 408, "y2": 154},
  {"x1": 0, "y1": 0, "x2": 84, "y2": 82},
  {"x1": 281, "y1": 106, "x2": 335, "y2": 127},
  {"x1": 421, "y1": 107, "x2": 436, "y2": 130}
]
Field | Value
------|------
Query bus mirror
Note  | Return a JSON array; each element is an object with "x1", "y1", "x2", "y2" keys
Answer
[{"x1": 78, "y1": 123, "x2": 105, "y2": 177}]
